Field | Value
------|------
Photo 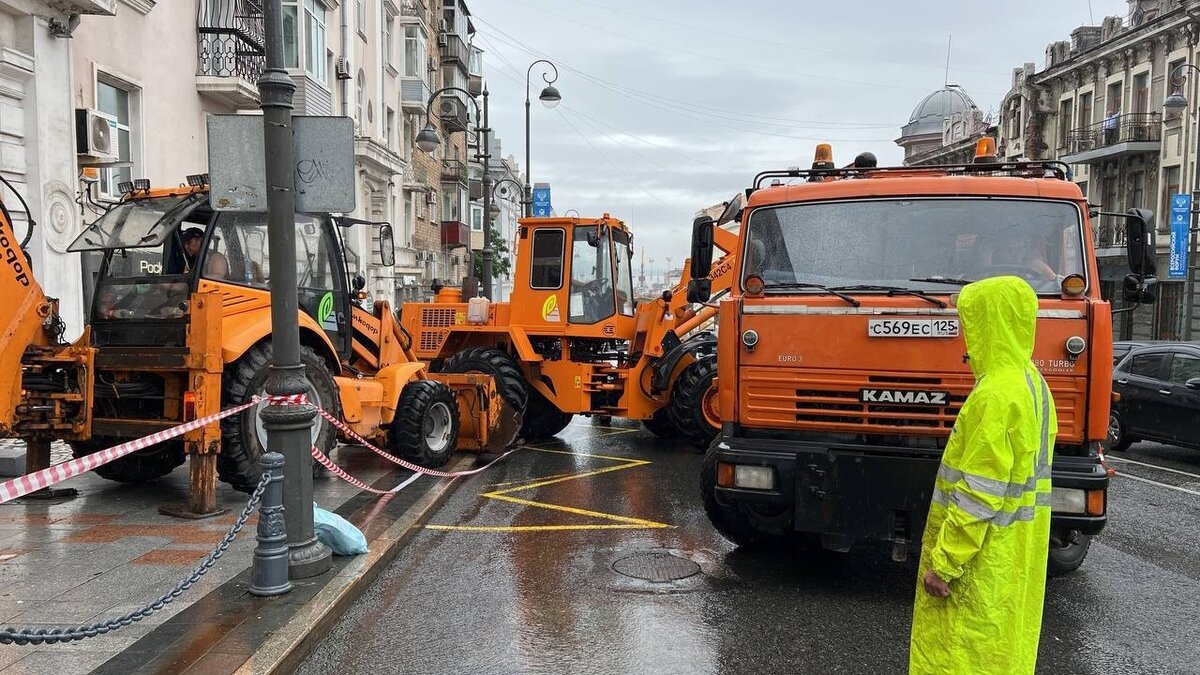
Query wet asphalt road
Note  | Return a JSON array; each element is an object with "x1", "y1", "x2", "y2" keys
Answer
[{"x1": 301, "y1": 421, "x2": 1200, "y2": 675}]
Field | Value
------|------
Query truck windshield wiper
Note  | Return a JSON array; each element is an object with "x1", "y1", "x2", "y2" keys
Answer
[
  {"x1": 829, "y1": 285, "x2": 947, "y2": 308},
  {"x1": 908, "y1": 276, "x2": 974, "y2": 286},
  {"x1": 762, "y1": 282, "x2": 860, "y2": 307}
]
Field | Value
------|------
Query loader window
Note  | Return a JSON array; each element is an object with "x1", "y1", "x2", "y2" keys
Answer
[
  {"x1": 612, "y1": 229, "x2": 635, "y2": 316},
  {"x1": 207, "y1": 214, "x2": 270, "y2": 288},
  {"x1": 569, "y1": 226, "x2": 615, "y2": 324},
  {"x1": 530, "y1": 228, "x2": 565, "y2": 289}
]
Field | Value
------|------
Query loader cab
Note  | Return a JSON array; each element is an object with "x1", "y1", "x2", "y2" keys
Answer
[
  {"x1": 69, "y1": 182, "x2": 357, "y2": 358},
  {"x1": 513, "y1": 215, "x2": 636, "y2": 337}
]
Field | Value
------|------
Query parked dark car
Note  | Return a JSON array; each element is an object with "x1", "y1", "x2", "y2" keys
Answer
[
  {"x1": 1110, "y1": 342, "x2": 1200, "y2": 451},
  {"x1": 1112, "y1": 340, "x2": 1151, "y2": 366}
]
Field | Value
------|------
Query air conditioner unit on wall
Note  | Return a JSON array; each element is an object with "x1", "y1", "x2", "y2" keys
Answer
[
  {"x1": 75, "y1": 108, "x2": 118, "y2": 162},
  {"x1": 336, "y1": 57, "x2": 352, "y2": 80}
]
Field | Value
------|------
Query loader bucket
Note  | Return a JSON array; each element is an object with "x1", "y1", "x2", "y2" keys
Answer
[{"x1": 433, "y1": 373, "x2": 523, "y2": 453}]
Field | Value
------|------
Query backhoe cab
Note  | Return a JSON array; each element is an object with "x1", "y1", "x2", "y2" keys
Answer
[
  {"x1": 48, "y1": 178, "x2": 516, "y2": 504},
  {"x1": 402, "y1": 213, "x2": 738, "y2": 447}
]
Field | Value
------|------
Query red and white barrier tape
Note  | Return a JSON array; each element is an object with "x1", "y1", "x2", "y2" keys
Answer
[
  {"x1": 312, "y1": 406, "x2": 520, "y2": 478},
  {"x1": 310, "y1": 448, "x2": 423, "y2": 495},
  {"x1": 0, "y1": 394, "x2": 307, "y2": 505}
]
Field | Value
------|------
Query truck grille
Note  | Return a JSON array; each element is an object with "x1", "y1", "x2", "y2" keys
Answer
[
  {"x1": 422, "y1": 308, "x2": 457, "y2": 327},
  {"x1": 743, "y1": 367, "x2": 1083, "y2": 440}
]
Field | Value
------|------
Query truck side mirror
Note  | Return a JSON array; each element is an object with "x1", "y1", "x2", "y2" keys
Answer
[
  {"x1": 379, "y1": 223, "x2": 395, "y2": 267},
  {"x1": 1125, "y1": 207, "x2": 1156, "y2": 276},
  {"x1": 687, "y1": 278, "x2": 712, "y2": 304},
  {"x1": 1121, "y1": 273, "x2": 1158, "y2": 304},
  {"x1": 690, "y1": 215, "x2": 715, "y2": 279}
]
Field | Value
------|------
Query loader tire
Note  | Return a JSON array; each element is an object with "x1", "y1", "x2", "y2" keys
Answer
[
  {"x1": 642, "y1": 409, "x2": 678, "y2": 438},
  {"x1": 442, "y1": 347, "x2": 529, "y2": 414},
  {"x1": 669, "y1": 356, "x2": 720, "y2": 451},
  {"x1": 520, "y1": 389, "x2": 573, "y2": 442},
  {"x1": 700, "y1": 440, "x2": 791, "y2": 550},
  {"x1": 219, "y1": 343, "x2": 340, "y2": 494},
  {"x1": 69, "y1": 437, "x2": 185, "y2": 483},
  {"x1": 388, "y1": 379, "x2": 459, "y2": 468}
]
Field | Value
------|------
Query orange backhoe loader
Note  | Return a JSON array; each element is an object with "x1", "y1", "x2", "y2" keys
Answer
[
  {"x1": 3, "y1": 176, "x2": 516, "y2": 514},
  {"x1": 400, "y1": 213, "x2": 738, "y2": 447}
]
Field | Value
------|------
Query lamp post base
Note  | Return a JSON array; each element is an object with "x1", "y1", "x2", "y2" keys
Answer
[{"x1": 288, "y1": 535, "x2": 332, "y2": 579}]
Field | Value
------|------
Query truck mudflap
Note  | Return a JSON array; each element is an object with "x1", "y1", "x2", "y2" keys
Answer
[{"x1": 712, "y1": 434, "x2": 1108, "y2": 550}]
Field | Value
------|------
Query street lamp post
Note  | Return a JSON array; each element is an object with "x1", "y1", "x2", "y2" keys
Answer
[
  {"x1": 1164, "y1": 63, "x2": 1200, "y2": 340},
  {"x1": 257, "y1": 0, "x2": 330, "y2": 579},
  {"x1": 524, "y1": 60, "x2": 562, "y2": 217},
  {"x1": 415, "y1": 86, "x2": 491, "y2": 296}
]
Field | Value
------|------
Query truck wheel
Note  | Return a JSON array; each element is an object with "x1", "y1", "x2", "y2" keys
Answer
[
  {"x1": 442, "y1": 347, "x2": 529, "y2": 414},
  {"x1": 69, "y1": 438, "x2": 185, "y2": 483},
  {"x1": 521, "y1": 389, "x2": 573, "y2": 442},
  {"x1": 670, "y1": 356, "x2": 720, "y2": 451},
  {"x1": 388, "y1": 380, "x2": 459, "y2": 468},
  {"x1": 642, "y1": 409, "x2": 678, "y2": 438},
  {"x1": 1048, "y1": 530, "x2": 1092, "y2": 577},
  {"x1": 1108, "y1": 411, "x2": 1134, "y2": 452},
  {"x1": 219, "y1": 343, "x2": 340, "y2": 493},
  {"x1": 700, "y1": 441, "x2": 791, "y2": 550}
]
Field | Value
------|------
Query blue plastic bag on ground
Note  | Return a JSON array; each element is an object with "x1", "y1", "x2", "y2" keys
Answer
[{"x1": 313, "y1": 503, "x2": 368, "y2": 555}]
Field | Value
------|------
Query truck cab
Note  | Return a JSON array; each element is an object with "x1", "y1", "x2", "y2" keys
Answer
[{"x1": 692, "y1": 144, "x2": 1159, "y2": 574}]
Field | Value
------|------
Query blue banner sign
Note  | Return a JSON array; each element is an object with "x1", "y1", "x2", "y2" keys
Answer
[
  {"x1": 532, "y1": 185, "x2": 552, "y2": 217},
  {"x1": 1169, "y1": 193, "x2": 1190, "y2": 280}
]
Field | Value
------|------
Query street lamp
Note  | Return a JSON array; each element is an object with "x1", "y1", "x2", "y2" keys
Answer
[
  {"x1": 417, "y1": 86, "x2": 494, "y2": 297},
  {"x1": 489, "y1": 177, "x2": 523, "y2": 221},
  {"x1": 525, "y1": 59, "x2": 561, "y2": 217},
  {"x1": 1164, "y1": 63, "x2": 1200, "y2": 340}
]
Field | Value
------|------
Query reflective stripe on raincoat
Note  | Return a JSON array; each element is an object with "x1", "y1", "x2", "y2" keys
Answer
[{"x1": 909, "y1": 276, "x2": 1056, "y2": 675}]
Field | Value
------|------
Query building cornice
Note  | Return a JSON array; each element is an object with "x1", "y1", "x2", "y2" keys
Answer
[
  {"x1": 118, "y1": 0, "x2": 155, "y2": 15},
  {"x1": 1033, "y1": 11, "x2": 1191, "y2": 85}
]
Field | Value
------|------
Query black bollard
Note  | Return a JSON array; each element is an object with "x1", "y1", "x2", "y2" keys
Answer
[{"x1": 249, "y1": 452, "x2": 293, "y2": 596}]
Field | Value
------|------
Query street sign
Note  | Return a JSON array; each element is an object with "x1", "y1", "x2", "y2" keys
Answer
[
  {"x1": 207, "y1": 115, "x2": 356, "y2": 213},
  {"x1": 532, "y1": 183, "x2": 552, "y2": 217},
  {"x1": 1169, "y1": 192, "x2": 1190, "y2": 280}
]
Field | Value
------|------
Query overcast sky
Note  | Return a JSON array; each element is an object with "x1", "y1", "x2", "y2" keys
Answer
[{"x1": 473, "y1": 0, "x2": 1128, "y2": 274}]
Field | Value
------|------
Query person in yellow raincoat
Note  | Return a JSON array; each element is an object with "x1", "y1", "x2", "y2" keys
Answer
[{"x1": 910, "y1": 276, "x2": 1056, "y2": 675}]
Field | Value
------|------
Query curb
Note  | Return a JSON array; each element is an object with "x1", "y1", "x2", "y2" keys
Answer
[{"x1": 232, "y1": 454, "x2": 474, "y2": 674}]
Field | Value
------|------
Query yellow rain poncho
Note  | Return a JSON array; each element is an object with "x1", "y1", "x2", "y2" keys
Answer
[{"x1": 909, "y1": 276, "x2": 1056, "y2": 675}]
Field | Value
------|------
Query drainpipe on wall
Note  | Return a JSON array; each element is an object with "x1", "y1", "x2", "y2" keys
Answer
[{"x1": 341, "y1": 3, "x2": 350, "y2": 117}]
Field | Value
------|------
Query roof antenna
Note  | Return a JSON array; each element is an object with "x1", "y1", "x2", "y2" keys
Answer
[
  {"x1": 1088, "y1": 0, "x2": 1094, "y2": 25},
  {"x1": 944, "y1": 34, "x2": 952, "y2": 86}
]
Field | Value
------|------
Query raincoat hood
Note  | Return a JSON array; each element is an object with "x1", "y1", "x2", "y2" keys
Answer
[{"x1": 957, "y1": 276, "x2": 1037, "y2": 377}]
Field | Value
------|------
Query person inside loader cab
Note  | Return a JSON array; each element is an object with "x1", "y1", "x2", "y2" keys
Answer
[
  {"x1": 909, "y1": 276, "x2": 1055, "y2": 675},
  {"x1": 180, "y1": 227, "x2": 228, "y2": 279}
]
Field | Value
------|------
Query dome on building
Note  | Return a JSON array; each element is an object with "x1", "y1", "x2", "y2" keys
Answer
[{"x1": 900, "y1": 85, "x2": 979, "y2": 138}]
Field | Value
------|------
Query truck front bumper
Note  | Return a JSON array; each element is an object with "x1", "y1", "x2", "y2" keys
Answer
[{"x1": 711, "y1": 434, "x2": 1109, "y2": 546}]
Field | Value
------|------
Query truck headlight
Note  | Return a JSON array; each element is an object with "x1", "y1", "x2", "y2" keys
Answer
[
  {"x1": 733, "y1": 465, "x2": 775, "y2": 490},
  {"x1": 1050, "y1": 487, "x2": 1086, "y2": 514}
]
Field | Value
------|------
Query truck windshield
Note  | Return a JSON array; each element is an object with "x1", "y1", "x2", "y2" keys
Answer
[
  {"x1": 68, "y1": 194, "x2": 201, "y2": 252},
  {"x1": 743, "y1": 198, "x2": 1085, "y2": 294}
]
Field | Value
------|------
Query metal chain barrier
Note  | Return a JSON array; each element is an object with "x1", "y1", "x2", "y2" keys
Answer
[{"x1": 0, "y1": 470, "x2": 271, "y2": 646}]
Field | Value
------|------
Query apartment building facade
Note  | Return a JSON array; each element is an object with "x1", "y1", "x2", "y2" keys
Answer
[{"x1": 997, "y1": 0, "x2": 1200, "y2": 340}]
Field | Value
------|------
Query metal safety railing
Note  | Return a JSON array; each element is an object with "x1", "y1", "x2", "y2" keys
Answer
[{"x1": 197, "y1": 0, "x2": 266, "y2": 83}]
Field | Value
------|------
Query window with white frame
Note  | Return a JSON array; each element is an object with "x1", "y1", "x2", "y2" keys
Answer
[
  {"x1": 471, "y1": 204, "x2": 483, "y2": 232},
  {"x1": 384, "y1": 8, "x2": 397, "y2": 68},
  {"x1": 357, "y1": 0, "x2": 367, "y2": 36},
  {"x1": 404, "y1": 25, "x2": 426, "y2": 80},
  {"x1": 96, "y1": 78, "x2": 137, "y2": 198},
  {"x1": 282, "y1": 0, "x2": 327, "y2": 80},
  {"x1": 386, "y1": 107, "x2": 395, "y2": 150},
  {"x1": 356, "y1": 71, "x2": 366, "y2": 132}
]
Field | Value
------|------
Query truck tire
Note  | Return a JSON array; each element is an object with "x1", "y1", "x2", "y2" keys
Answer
[
  {"x1": 1108, "y1": 411, "x2": 1134, "y2": 452},
  {"x1": 521, "y1": 389, "x2": 572, "y2": 442},
  {"x1": 219, "y1": 343, "x2": 340, "y2": 493},
  {"x1": 642, "y1": 409, "x2": 678, "y2": 438},
  {"x1": 700, "y1": 441, "x2": 791, "y2": 550},
  {"x1": 1048, "y1": 530, "x2": 1092, "y2": 577},
  {"x1": 670, "y1": 356, "x2": 720, "y2": 451},
  {"x1": 69, "y1": 437, "x2": 185, "y2": 483},
  {"x1": 388, "y1": 379, "x2": 459, "y2": 468},
  {"x1": 442, "y1": 347, "x2": 529, "y2": 414}
]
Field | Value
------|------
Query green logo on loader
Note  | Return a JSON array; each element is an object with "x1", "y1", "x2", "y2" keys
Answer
[{"x1": 318, "y1": 292, "x2": 336, "y2": 329}]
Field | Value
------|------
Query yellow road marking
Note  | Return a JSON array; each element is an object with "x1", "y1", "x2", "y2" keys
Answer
[{"x1": 425, "y1": 444, "x2": 671, "y2": 532}]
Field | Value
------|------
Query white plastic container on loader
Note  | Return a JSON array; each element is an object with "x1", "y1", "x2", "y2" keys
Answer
[{"x1": 467, "y1": 296, "x2": 490, "y2": 324}]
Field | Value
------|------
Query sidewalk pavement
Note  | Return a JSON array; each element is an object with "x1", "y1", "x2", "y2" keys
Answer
[{"x1": 0, "y1": 441, "x2": 466, "y2": 674}]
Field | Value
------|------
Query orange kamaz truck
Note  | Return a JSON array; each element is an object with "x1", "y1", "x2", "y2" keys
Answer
[{"x1": 689, "y1": 143, "x2": 1159, "y2": 575}]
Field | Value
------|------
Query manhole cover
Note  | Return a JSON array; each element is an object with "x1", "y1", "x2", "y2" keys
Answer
[{"x1": 612, "y1": 552, "x2": 700, "y2": 582}]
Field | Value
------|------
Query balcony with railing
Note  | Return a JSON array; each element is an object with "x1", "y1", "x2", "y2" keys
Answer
[
  {"x1": 441, "y1": 220, "x2": 469, "y2": 248},
  {"x1": 439, "y1": 31, "x2": 469, "y2": 70},
  {"x1": 400, "y1": 76, "x2": 432, "y2": 113},
  {"x1": 196, "y1": 0, "x2": 265, "y2": 109},
  {"x1": 1060, "y1": 112, "x2": 1162, "y2": 165},
  {"x1": 441, "y1": 159, "x2": 468, "y2": 184}
]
